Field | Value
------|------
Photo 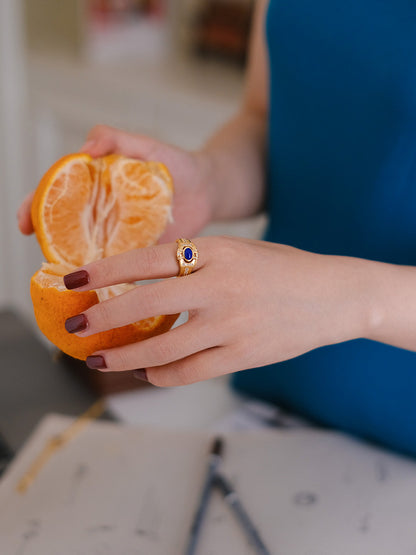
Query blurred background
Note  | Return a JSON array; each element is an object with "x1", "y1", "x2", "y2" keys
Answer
[{"x1": 0, "y1": 0, "x2": 266, "y2": 332}]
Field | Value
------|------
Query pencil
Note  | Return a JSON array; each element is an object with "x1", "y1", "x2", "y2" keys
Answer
[
  {"x1": 214, "y1": 472, "x2": 272, "y2": 555},
  {"x1": 184, "y1": 436, "x2": 223, "y2": 555}
]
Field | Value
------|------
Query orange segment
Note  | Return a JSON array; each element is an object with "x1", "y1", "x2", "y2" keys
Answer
[
  {"x1": 31, "y1": 154, "x2": 94, "y2": 267},
  {"x1": 104, "y1": 158, "x2": 173, "y2": 257},
  {"x1": 30, "y1": 153, "x2": 177, "y2": 360},
  {"x1": 32, "y1": 154, "x2": 173, "y2": 267}
]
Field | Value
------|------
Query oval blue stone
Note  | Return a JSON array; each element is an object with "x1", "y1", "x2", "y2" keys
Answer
[{"x1": 184, "y1": 247, "x2": 193, "y2": 262}]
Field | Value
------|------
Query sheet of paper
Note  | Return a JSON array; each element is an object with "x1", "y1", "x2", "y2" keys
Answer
[
  {"x1": 106, "y1": 375, "x2": 244, "y2": 431},
  {"x1": 1, "y1": 414, "x2": 416, "y2": 554},
  {"x1": 107, "y1": 375, "x2": 310, "y2": 433}
]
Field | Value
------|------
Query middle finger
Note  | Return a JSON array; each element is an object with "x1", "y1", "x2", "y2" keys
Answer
[{"x1": 65, "y1": 274, "x2": 203, "y2": 336}]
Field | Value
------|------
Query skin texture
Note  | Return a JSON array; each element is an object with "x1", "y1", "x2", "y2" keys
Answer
[
  {"x1": 18, "y1": 0, "x2": 416, "y2": 385},
  {"x1": 64, "y1": 237, "x2": 379, "y2": 386}
]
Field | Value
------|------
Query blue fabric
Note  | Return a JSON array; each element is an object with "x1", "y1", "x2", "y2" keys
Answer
[{"x1": 232, "y1": 0, "x2": 416, "y2": 456}]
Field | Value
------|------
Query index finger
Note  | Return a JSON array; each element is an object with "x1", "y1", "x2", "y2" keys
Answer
[
  {"x1": 63, "y1": 239, "x2": 205, "y2": 291},
  {"x1": 79, "y1": 125, "x2": 159, "y2": 160}
]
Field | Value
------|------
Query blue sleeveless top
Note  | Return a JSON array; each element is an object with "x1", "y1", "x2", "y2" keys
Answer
[{"x1": 232, "y1": 0, "x2": 416, "y2": 456}]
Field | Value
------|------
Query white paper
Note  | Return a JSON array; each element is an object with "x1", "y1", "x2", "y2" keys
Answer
[{"x1": 1, "y1": 414, "x2": 416, "y2": 554}]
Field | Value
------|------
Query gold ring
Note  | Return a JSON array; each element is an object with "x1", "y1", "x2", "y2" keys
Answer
[{"x1": 176, "y1": 238, "x2": 199, "y2": 276}]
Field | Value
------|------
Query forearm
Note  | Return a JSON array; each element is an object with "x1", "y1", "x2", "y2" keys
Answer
[
  {"x1": 362, "y1": 260, "x2": 416, "y2": 351},
  {"x1": 327, "y1": 254, "x2": 416, "y2": 352},
  {"x1": 197, "y1": 107, "x2": 267, "y2": 221},
  {"x1": 196, "y1": 0, "x2": 269, "y2": 222}
]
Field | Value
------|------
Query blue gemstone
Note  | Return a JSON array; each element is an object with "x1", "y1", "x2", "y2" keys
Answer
[{"x1": 184, "y1": 247, "x2": 193, "y2": 262}]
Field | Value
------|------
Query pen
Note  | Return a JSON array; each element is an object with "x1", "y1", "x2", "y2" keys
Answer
[
  {"x1": 214, "y1": 472, "x2": 272, "y2": 555},
  {"x1": 184, "y1": 436, "x2": 224, "y2": 555}
]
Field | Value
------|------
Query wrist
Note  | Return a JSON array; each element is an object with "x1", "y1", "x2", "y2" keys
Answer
[
  {"x1": 362, "y1": 260, "x2": 413, "y2": 346},
  {"x1": 342, "y1": 257, "x2": 388, "y2": 343},
  {"x1": 322, "y1": 255, "x2": 384, "y2": 345},
  {"x1": 194, "y1": 110, "x2": 267, "y2": 222}
]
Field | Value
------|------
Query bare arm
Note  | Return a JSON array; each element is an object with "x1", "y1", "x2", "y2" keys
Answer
[
  {"x1": 360, "y1": 261, "x2": 416, "y2": 352},
  {"x1": 200, "y1": 0, "x2": 270, "y2": 221}
]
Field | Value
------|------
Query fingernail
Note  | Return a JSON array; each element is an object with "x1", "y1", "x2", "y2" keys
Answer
[
  {"x1": 80, "y1": 139, "x2": 95, "y2": 151},
  {"x1": 64, "y1": 270, "x2": 90, "y2": 289},
  {"x1": 133, "y1": 369, "x2": 148, "y2": 382},
  {"x1": 86, "y1": 355, "x2": 107, "y2": 369},
  {"x1": 65, "y1": 313, "x2": 88, "y2": 334}
]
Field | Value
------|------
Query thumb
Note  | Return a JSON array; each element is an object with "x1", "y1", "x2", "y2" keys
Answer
[{"x1": 17, "y1": 190, "x2": 35, "y2": 235}]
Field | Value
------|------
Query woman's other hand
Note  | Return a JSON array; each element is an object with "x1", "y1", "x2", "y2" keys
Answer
[{"x1": 17, "y1": 125, "x2": 214, "y2": 241}]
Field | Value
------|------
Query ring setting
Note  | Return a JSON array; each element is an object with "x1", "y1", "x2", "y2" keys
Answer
[{"x1": 176, "y1": 238, "x2": 198, "y2": 276}]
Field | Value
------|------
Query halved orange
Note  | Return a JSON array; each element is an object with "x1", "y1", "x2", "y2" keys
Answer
[{"x1": 30, "y1": 153, "x2": 178, "y2": 360}]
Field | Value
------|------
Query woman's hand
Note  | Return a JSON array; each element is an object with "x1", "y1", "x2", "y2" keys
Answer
[
  {"x1": 63, "y1": 236, "x2": 373, "y2": 386},
  {"x1": 17, "y1": 125, "x2": 215, "y2": 241}
]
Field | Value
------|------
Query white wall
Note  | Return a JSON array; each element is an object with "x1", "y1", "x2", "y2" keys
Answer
[
  {"x1": 0, "y1": 0, "x2": 28, "y2": 314},
  {"x1": 0, "y1": 0, "x2": 41, "y2": 321},
  {"x1": 0, "y1": 5, "x2": 265, "y2": 322}
]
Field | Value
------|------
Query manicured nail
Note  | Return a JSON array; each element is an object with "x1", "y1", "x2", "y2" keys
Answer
[
  {"x1": 133, "y1": 369, "x2": 148, "y2": 382},
  {"x1": 65, "y1": 313, "x2": 88, "y2": 334},
  {"x1": 64, "y1": 270, "x2": 90, "y2": 289},
  {"x1": 86, "y1": 355, "x2": 107, "y2": 369}
]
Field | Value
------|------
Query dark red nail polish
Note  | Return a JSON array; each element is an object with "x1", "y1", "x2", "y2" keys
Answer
[
  {"x1": 64, "y1": 270, "x2": 90, "y2": 290},
  {"x1": 86, "y1": 355, "x2": 107, "y2": 369},
  {"x1": 133, "y1": 369, "x2": 148, "y2": 382},
  {"x1": 65, "y1": 314, "x2": 88, "y2": 334}
]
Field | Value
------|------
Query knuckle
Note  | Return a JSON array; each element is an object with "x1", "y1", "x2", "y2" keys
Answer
[
  {"x1": 144, "y1": 139, "x2": 160, "y2": 160},
  {"x1": 106, "y1": 347, "x2": 130, "y2": 372},
  {"x1": 142, "y1": 284, "x2": 164, "y2": 315},
  {"x1": 208, "y1": 236, "x2": 237, "y2": 265},
  {"x1": 147, "y1": 370, "x2": 171, "y2": 388},
  {"x1": 147, "y1": 361, "x2": 203, "y2": 388},
  {"x1": 151, "y1": 365, "x2": 193, "y2": 387},
  {"x1": 231, "y1": 340, "x2": 256, "y2": 366},
  {"x1": 84, "y1": 259, "x2": 107, "y2": 289},
  {"x1": 91, "y1": 298, "x2": 114, "y2": 331},
  {"x1": 88, "y1": 124, "x2": 111, "y2": 140},
  {"x1": 214, "y1": 234, "x2": 235, "y2": 251},
  {"x1": 172, "y1": 364, "x2": 196, "y2": 386},
  {"x1": 141, "y1": 245, "x2": 164, "y2": 274},
  {"x1": 150, "y1": 339, "x2": 177, "y2": 365}
]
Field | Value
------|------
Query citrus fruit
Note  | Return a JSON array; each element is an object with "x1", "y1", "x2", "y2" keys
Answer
[{"x1": 30, "y1": 153, "x2": 178, "y2": 360}]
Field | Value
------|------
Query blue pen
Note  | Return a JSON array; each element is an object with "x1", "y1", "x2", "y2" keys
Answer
[
  {"x1": 184, "y1": 436, "x2": 223, "y2": 555},
  {"x1": 214, "y1": 472, "x2": 272, "y2": 555}
]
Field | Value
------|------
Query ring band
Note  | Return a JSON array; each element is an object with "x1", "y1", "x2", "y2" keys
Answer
[{"x1": 176, "y1": 238, "x2": 199, "y2": 276}]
